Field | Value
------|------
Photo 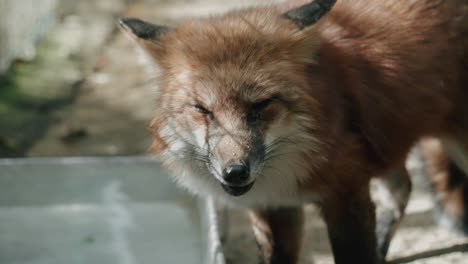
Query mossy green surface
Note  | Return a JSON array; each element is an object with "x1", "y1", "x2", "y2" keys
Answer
[{"x1": 0, "y1": 28, "x2": 81, "y2": 157}]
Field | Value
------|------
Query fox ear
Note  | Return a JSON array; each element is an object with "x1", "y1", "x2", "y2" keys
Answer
[
  {"x1": 119, "y1": 17, "x2": 172, "y2": 40},
  {"x1": 282, "y1": 0, "x2": 336, "y2": 29},
  {"x1": 119, "y1": 17, "x2": 173, "y2": 56}
]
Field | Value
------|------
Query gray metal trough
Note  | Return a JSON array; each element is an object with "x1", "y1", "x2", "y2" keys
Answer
[{"x1": 0, "y1": 156, "x2": 225, "y2": 264}]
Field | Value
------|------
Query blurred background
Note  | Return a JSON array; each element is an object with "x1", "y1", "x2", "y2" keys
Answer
[{"x1": 0, "y1": 0, "x2": 467, "y2": 264}]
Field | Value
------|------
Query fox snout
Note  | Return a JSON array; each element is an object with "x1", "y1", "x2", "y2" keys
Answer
[
  {"x1": 209, "y1": 131, "x2": 262, "y2": 197},
  {"x1": 220, "y1": 162, "x2": 255, "y2": 196},
  {"x1": 222, "y1": 163, "x2": 250, "y2": 186}
]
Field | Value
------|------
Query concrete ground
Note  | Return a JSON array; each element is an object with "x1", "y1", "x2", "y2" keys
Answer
[{"x1": 4, "y1": 0, "x2": 468, "y2": 263}]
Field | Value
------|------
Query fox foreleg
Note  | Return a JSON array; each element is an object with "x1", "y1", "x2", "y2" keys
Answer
[
  {"x1": 249, "y1": 207, "x2": 304, "y2": 264},
  {"x1": 321, "y1": 182, "x2": 380, "y2": 264}
]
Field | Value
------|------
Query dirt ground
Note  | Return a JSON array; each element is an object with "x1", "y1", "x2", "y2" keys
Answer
[{"x1": 4, "y1": 0, "x2": 468, "y2": 263}]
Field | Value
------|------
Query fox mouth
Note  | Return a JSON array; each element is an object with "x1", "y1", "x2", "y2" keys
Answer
[{"x1": 221, "y1": 181, "x2": 255, "y2": 196}]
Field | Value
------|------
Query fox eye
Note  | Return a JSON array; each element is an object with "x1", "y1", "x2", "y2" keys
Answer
[
  {"x1": 252, "y1": 98, "x2": 274, "y2": 112},
  {"x1": 193, "y1": 104, "x2": 212, "y2": 116},
  {"x1": 248, "y1": 97, "x2": 279, "y2": 123}
]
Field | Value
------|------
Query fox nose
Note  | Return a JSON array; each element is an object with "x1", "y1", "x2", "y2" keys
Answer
[{"x1": 222, "y1": 163, "x2": 250, "y2": 186}]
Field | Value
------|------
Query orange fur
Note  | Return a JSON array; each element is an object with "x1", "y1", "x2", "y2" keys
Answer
[{"x1": 121, "y1": 0, "x2": 468, "y2": 263}]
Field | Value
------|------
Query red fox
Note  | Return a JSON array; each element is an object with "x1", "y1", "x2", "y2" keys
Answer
[{"x1": 120, "y1": 0, "x2": 468, "y2": 263}]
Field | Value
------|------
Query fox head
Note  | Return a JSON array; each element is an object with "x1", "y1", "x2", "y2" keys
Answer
[{"x1": 121, "y1": 0, "x2": 336, "y2": 206}]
